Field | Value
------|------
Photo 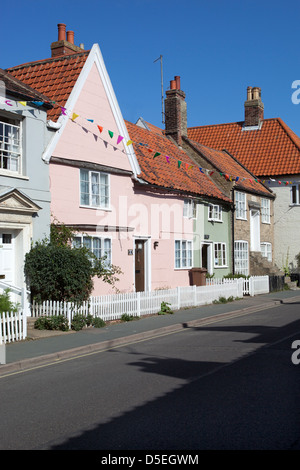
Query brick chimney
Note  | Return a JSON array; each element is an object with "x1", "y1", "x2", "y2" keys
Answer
[
  {"x1": 164, "y1": 76, "x2": 187, "y2": 146},
  {"x1": 51, "y1": 23, "x2": 85, "y2": 57},
  {"x1": 244, "y1": 86, "x2": 264, "y2": 127}
]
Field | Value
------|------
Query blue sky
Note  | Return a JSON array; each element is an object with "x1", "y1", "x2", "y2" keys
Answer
[{"x1": 2, "y1": 0, "x2": 300, "y2": 135}]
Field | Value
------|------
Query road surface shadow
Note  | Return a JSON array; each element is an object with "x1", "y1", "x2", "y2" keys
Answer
[{"x1": 46, "y1": 317, "x2": 300, "y2": 450}]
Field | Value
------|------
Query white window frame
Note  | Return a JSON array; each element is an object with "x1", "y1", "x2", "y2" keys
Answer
[
  {"x1": 214, "y1": 242, "x2": 227, "y2": 268},
  {"x1": 261, "y1": 242, "x2": 272, "y2": 262},
  {"x1": 234, "y1": 240, "x2": 249, "y2": 276},
  {"x1": 291, "y1": 184, "x2": 300, "y2": 205},
  {"x1": 235, "y1": 191, "x2": 247, "y2": 220},
  {"x1": 0, "y1": 117, "x2": 22, "y2": 174},
  {"x1": 261, "y1": 198, "x2": 270, "y2": 224},
  {"x1": 80, "y1": 169, "x2": 110, "y2": 209},
  {"x1": 208, "y1": 204, "x2": 222, "y2": 222},
  {"x1": 183, "y1": 199, "x2": 197, "y2": 219},
  {"x1": 73, "y1": 234, "x2": 112, "y2": 266},
  {"x1": 175, "y1": 239, "x2": 193, "y2": 269}
]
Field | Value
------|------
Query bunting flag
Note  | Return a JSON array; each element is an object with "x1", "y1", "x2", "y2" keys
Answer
[{"x1": 3, "y1": 95, "x2": 297, "y2": 187}]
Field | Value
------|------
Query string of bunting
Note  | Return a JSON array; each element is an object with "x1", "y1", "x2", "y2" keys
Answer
[{"x1": 1, "y1": 95, "x2": 296, "y2": 187}]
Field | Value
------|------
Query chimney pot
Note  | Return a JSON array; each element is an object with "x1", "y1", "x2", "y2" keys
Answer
[
  {"x1": 247, "y1": 86, "x2": 253, "y2": 100},
  {"x1": 57, "y1": 23, "x2": 66, "y2": 41},
  {"x1": 175, "y1": 76, "x2": 180, "y2": 90},
  {"x1": 67, "y1": 30, "x2": 74, "y2": 44},
  {"x1": 252, "y1": 86, "x2": 261, "y2": 100},
  {"x1": 170, "y1": 80, "x2": 176, "y2": 90}
]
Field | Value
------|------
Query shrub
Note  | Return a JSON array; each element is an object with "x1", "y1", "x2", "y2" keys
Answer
[
  {"x1": 71, "y1": 314, "x2": 87, "y2": 331},
  {"x1": 121, "y1": 313, "x2": 136, "y2": 322},
  {"x1": 158, "y1": 301, "x2": 173, "y2": 315},
  {"x1": 34, "y1": 315, "x2": 69, "y2": 331},
  {"x1": 92, "y1": 316, "x2": 106, "y2": 328},
  {"x1": 71, "y1": 313, "x2": 106, "y2": 330},
  {"x1": 25, "y1": 241, "x2": 94, "y2": 304}
]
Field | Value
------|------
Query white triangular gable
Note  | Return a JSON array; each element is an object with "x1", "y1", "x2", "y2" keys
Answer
[
  {"x1": 0, "y1": 188, "x2": 41, "y2": 214},
  {"x1": 42, "y1": 44, "x2": 140, "y2": 177}
]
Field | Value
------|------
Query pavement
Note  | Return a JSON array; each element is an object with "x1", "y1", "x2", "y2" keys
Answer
[{"x1": 1, "y1": 288, "x2": 300, "y2": 377}]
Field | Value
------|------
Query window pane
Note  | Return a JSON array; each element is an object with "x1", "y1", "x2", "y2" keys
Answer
[
  {"x1": 175, "y1": 240, "x2": 181, "y2": 268},
  {"x1": 103, "y1": 238, "x2": 111, "y2": 265},
  {"x1": 100, "y1": 173, "x2": 109, "y2": 208},
  {"x1": 181, "y1": 241, "x2": 187, "y2": 267},
  {"x1": 91, "y1": 172, "x2": 100, "y2": 206},
  {"x1": 93, "y1": 237, "x2": 101, "y2": 259},
  {"x1": 83, "y1": 237, "x2": 92, "y2": 251},
  {"x1": 73, "y1": 237, "x2": 82, "y2": 248},
  {"x1": 80, "y1": 170, "x2": 89, "y2": 205}
]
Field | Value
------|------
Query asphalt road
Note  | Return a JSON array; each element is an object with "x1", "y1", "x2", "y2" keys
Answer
[{"x1": 1, "y1": 299, "x2": 300, "y2": 451}]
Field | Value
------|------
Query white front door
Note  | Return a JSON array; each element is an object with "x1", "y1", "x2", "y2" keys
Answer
[
  {"x1": 0, "y1": 232, "x2": 15, "y2": 284},
  {"x1": 250, "y1": 209, "x2": 260, "y2": 251}
]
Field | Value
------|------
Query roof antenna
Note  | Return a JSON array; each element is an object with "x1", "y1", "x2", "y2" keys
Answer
[{"x1": 154, "y1": 55, "x2": 165, "y2": 124}]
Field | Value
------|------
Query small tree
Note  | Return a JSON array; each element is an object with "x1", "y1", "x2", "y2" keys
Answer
[
  {"x1": 0, "y1": 288, "x2": 20, "y2": 314},
  {"x1": 24, "y1": 221, "x2": 122, "y2": 303}
]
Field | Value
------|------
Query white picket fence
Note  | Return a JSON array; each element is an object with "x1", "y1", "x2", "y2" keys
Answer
[
  {"x1": 206, "y1": 275, "x2": 270, "y2": 297},
  {"x1": 0, "y1": 310, "x2": 27, "y2": 344},
  {"x1": 31, "y1": 278, "x2": 246, "y2": 327},
  {"x1": 1, "y1": 276, "x2": 270, "y2": 341}
]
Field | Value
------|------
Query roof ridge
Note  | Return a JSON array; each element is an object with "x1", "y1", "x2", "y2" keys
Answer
[
  {"x1": 187, "y1": 117, "x2": 282, "y2": 131},
  {"x1": 7, "y1": 50, "x2": 90, "y2": 71},
  {"x1": 276, "y1": 117, "x2": 300, "y2": 153}
]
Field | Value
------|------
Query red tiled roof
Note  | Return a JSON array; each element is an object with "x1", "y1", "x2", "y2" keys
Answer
[
  {"x1": 125, "y1": 121, "x2": 232, "y2": 203},
  {"x1": 186, "y1": 139, "x2": 273, "y2": 197},
  {"x1": 188, "y1": 118, "x2": 300, "y2": 177},
  {"x1": 0, "y1": 68, "x2": 52, "y2": 105},
  {"x1": 6, "y1": 52, "x2": 89, "y2": 121}
]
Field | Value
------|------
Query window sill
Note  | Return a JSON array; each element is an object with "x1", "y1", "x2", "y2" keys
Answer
[
  {"x1": 174, "y1": 267, "x2": 193, "y2": 270},
  {"x1": 0, "y1": 170, "x2": 28, "y2": 180},
  {"x1": 208, "y1": 219, "x2": 223, "y2": 223},
  {"x1": 79, "y1": 205, "x2": 112, "y2": 212}
]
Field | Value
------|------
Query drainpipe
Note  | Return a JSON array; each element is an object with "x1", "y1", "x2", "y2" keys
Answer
[{"x1": 232, "y1": 189, "x2": 235, "y2": 275}]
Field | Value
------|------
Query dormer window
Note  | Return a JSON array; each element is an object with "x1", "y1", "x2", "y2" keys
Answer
[{"x1": 0, "y1": 117, "x2": 21, "y2": 174}]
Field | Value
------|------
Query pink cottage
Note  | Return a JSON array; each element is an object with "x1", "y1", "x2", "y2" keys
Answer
[{"x1": 8, "y1": 24, "x2": 231, "y2": 295}]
